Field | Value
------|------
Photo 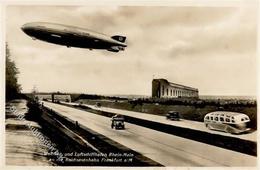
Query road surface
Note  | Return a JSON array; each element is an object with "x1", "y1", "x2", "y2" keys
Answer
[
  {"x1": 64, "y1": 102, "x2": 257, "y2": 142},
  {"x1": 43, "y1": 102, "x2": 256, "y2": 166}
]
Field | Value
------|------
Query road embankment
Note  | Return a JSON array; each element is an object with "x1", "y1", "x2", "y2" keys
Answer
[{"x1": 5, "y1": 100, "x2": 53, "y2": 166}]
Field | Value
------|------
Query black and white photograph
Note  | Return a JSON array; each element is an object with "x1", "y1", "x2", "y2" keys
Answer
[{"x1": 2, "y1": 0, "x2": 258, "y2": 168}]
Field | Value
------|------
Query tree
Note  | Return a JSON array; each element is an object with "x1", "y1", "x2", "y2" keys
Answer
[{"x1": 6, "y1": 43, "x2": 21, "y2": 100}]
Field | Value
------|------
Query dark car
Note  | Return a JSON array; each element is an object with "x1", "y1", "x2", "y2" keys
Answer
[
  {"x1": 111, "y1": 114, "x2": 125, "y2": 129},
  {"x1": 166, "y1": 111, "x2": 180, "y2": 121}
]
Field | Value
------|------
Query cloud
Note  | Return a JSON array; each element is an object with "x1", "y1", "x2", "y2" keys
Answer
[{"x1": 6, "y1": 5, "x2": 257, "y2": 96}]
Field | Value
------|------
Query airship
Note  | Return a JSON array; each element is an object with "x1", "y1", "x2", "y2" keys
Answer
[{"x1": 21, "y1": 22, "x2": 127, "y2": 52}]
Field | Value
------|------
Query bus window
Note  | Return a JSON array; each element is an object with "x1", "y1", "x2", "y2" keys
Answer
[
  {"x1": 205, "y1": 116, "x2": 209, "y2": 120},
  {"x1": 231, "y1": 120, "x2": 235, "y2": 123},
  {"x1": 210, "y1": 117, "x2": 213, "y2": 120},
  {"x1": 220, "y1": 117, "x2": 224, "y2": 122},
  {"x1": 225, "y1": 118, "x2": 230, "y2": 122},
  {"x1": 214, "y1": 117, "x2": 218, "y2": 121},
  {"x1": 241, "y1": 118, "x2": 244, "y2": 121}
]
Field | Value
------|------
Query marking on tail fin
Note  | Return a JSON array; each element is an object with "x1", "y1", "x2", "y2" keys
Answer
[{"x1": 111, "y1": 35, "x2": 126, "y2": 43}]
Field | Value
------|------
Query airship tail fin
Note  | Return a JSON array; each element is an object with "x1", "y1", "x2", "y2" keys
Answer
[{"x1": 111, "y1": 35, "x2": 126, "y2": 43}]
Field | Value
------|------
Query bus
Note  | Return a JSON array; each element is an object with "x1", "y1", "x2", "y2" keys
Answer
[{"x1": 204, "y1": 111, "x2": 250, "y2": 134}]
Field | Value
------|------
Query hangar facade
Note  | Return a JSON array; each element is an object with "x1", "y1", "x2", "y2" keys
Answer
[{"x1": 152, "y1": 79, "x2": 199, "y2": 98}]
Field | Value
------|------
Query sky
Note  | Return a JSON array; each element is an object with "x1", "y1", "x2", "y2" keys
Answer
[{"x1": 5, "y1": 4, "x2": 257, "y2": 96}]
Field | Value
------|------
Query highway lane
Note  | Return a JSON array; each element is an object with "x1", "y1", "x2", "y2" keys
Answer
[
  {"x1": 75, "y1": 103, "x2": 256, "y2": 142},
  {"x1": 43, "y1": 102, "x2": 256, "y2": 166}
]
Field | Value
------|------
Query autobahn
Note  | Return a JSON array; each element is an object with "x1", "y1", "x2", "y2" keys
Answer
[
  {"x1": 43, "y1": 101, "x2": 256, "y2": 166},
  {"x1": 62, "y1": 101, "x2": 256, "y2": 142}
]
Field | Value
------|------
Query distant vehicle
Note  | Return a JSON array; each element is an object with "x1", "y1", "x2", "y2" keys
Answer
[
  {"x1": 204, "y1": 111, "x2": 251, "y2": 134},
  {"x1": 54, "y1": 100, "x2": 60, "y2": 104},
  {"x1": 21, "y1": 22, "x2": 127, "y2": 52},
  {"x1": 111, "y1": 114, "x2": 125, "y2": 129},
  {"x1": 96, "y1": 102, "x2": 101, "y2": 108},
  {"x1": 166, "y1": 111, "x2": 180, "y2": 121}
]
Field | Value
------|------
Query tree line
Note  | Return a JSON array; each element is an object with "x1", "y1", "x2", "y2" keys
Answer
[{"x1": 6, "y1": 43, "x2": 21, "y2": 101}]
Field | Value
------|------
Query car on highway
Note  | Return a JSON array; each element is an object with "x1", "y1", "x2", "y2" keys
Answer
[
  {"x1": 166, "y1": 111, "x2": 180, "y2": 121},
  {"x1": 111, "y1": 114, "x2": 125, "y2": 129},
  {"x1": 204, "y1": 111, "x2": 251, "y2": 134}
]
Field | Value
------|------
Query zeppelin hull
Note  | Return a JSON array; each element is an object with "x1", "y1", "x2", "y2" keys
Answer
[{"x1": 22, "y1": 22, "x2": 127, "y2": 52}]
